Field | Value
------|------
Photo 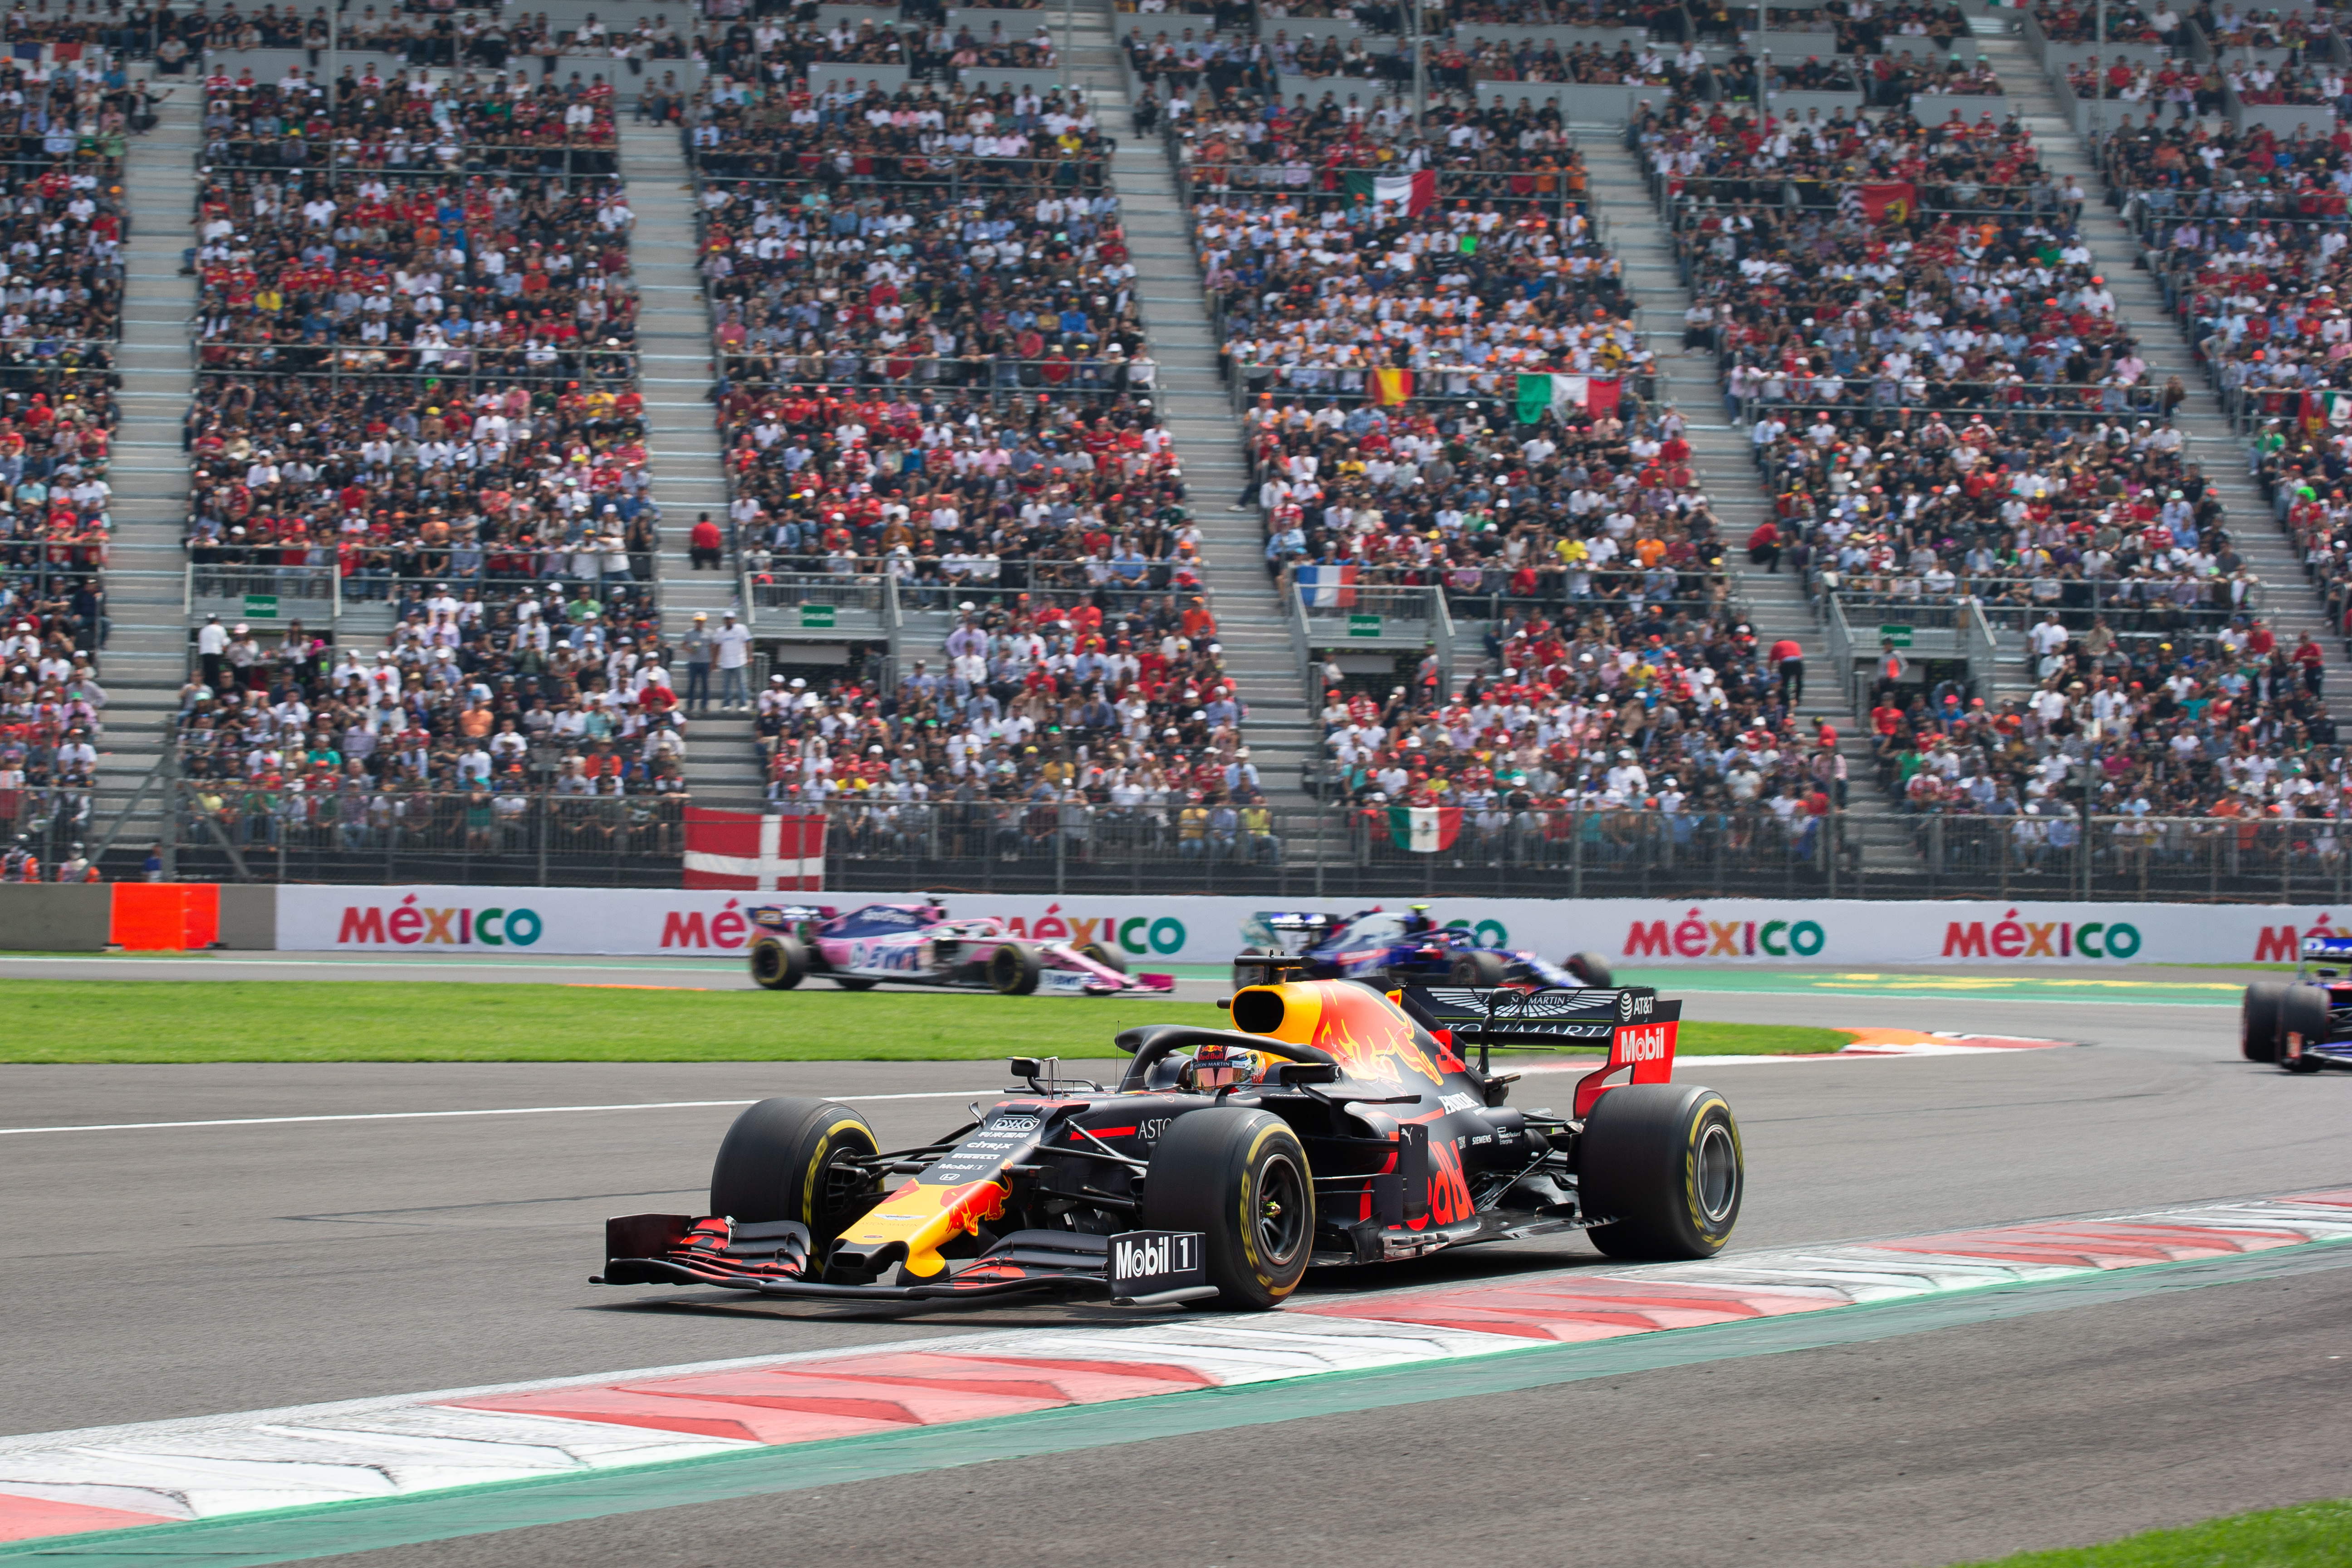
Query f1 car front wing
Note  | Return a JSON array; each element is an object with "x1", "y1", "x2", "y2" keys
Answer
[{"x1": 593, "y1": 1214, "x2": 1219, "y2": 1307}]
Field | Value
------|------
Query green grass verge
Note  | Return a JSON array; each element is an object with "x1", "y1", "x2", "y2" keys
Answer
[
  {"x1": 0, "y1": 981, "x2": 1855, "y2": 1063},
  {"x1": 1677, "y1": 1021, "x2": 1849, "y2": 1054},
  {"x1": 1956, "y1": 1500, "x2": 2352, "y2": 1566}
]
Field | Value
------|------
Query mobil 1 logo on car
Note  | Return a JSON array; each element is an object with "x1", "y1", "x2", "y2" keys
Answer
[{"x1": 1108, "y1": 1229, "x2": 1206, "y2": 1300}]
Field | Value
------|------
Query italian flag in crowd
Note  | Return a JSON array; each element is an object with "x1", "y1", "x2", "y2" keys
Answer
[
  {"x1": 1515, "y1": 373, "x2": 1620, "y2": 424},
  {"x1": 1344, "y1": 169, "x2": 1438, "y2": 215},
  {"x1": 1388, "y1": 805, "x2": 1464, "y2": 853}
]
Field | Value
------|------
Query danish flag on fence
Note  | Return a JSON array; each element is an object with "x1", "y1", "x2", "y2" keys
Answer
[{"x1": 682, "y1": 808, "x2": 826, "y2": 891}]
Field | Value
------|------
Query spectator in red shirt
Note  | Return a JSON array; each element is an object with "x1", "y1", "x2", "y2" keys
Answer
[
  {"x1": 689, "y1": 513, "x2": 723, "y2": 570},
  {"x1": 1769, "y1": 637, "x2": 1804, "y2": 706}
]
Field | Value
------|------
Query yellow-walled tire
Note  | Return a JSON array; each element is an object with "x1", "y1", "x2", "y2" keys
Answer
[
  {"x1": 748, "y1": 935, "x2": 807, "y2": 990},
  {"x1": 1580, "y1": 1083, "x2": 1741, "y2": 1260},
  {"x1": 708, "y1": 1097, "x2": 881, "y2": 1245},
  {"x1": 1141, "y1": 1108, "x2": 1313, "y2": 1309}
]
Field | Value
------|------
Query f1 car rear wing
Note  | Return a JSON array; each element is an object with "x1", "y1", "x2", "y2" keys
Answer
[
  {"x1": 1396, "y1": 983, "x2": 1678, "y2": 1045},
  {"x1": 1397, "y1": 984, "x2": 1681, "y2": 1117},
  {"x1": 2303, "y1": 935, "x2": 2352, "y2": 961},
  {"x1": 750, "y1": 905, "x2": 837, "y2": 930},
  {"x1": 1239, "y1": 911, "x2": 1343, "y2": 958}
]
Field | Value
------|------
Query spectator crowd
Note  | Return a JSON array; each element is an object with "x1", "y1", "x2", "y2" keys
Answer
[
  {"x1": 681, "y1": 65, "x2": 1259, "y2": 819},
  {"x1": 1627, "y1": 82, "x2": 2349, "y2": 853}
]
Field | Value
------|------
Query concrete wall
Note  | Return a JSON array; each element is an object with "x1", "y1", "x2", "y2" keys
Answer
[
  {"x1": 220, "y1": 886, "x2": 279, "y2": 951},
  {"x1": 1911, "y1": 91, "x2": 2012, "y2": 124},
  {"x1": 1742, "y1": 31, "x2": 1841, "y2": 59},
  {"x1": 1442, "y1": 23, "x2": 1653, "y2": 47},
  {"x1": 1274, "y1": 72, "x2": 1395, "y2": 103},
  {"x1": 1761, "y1": 88, "x2": 1871, "y2": 120},
  {"x1": 1258, "y1": 16, "x2": 1396, "y2": 43},
  {"x1": 0, "y1": 884, "x2": 111, "y2": 951},
  {"x1": 808, "y1": 62, "x2": 914, "y2": 93},
  {"x1": 2229, "y1": 98, "x2": 2337, "y2": 136},
  {"x1": 1112, "y1": 9, "x2": 1220, "y2": 38},
  {"x1": 815, "y1": 2, "x2": 912, "y2": 25},
  {"x1": 1467, "y1": 80, "x2": 1653, "y2": 122},
  {"x1": 958, "y1": 66, "x2": 1077, "y2": 92}
]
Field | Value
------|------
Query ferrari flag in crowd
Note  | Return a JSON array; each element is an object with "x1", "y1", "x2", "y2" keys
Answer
[
  {"x1": 1368, "y1": 367, "x2": 1415, "y2": 405},
  {"x1": 1343, "y1": 168, "x2": 1438, "y2": 215},
  {"x1": 1853, "y1": 181, "x2": 1916, "y2": 223},
  {"x1": 683, "y1": 808, "x2": 826, "y2": 891},
  {"x1": 1388, "y1": 805, "x2": 1464, "y2": 853},
  {"x1": 1515, "y1": 373, "x2": 1620, "y2": 425}
]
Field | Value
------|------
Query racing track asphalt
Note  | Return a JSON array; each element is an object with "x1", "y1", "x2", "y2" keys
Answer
[{"x1": 6, "y1": 986, "x2": 2350, "y2": 1566}]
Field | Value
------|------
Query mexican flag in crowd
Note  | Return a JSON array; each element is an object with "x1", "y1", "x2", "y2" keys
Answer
[
  {"x1": 1344, "y1": 168, "x2": 1438, "y2": 215},
  {"x1": 1514, "y1": 373, "x2": 1620, "y2": 424},
  {"x1": 2302, "y1": 389, "x2": 2352, "y2": 431},
  {"x1": 1388, "y1": 804, "x2": 1464, "y2": 853}
]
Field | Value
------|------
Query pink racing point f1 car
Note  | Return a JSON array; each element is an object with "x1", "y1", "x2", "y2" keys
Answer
[{"x1": 745, "y1": 898, "x2": 1176, "y2": 996}]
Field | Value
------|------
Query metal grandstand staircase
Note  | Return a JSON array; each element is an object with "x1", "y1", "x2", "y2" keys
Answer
[
  {"x1": 88, "y1": 94, "x2": 203, "y2": 866},
  {"x1": 1077, "y1": 3, "x2": 1323, "y2": 814},
  {"x1": 617, "y1": 117, "x2": 763, "y2": 802},
  {"x1": 1583, "y1": 134, "x2": 1905, "y2": 860}
]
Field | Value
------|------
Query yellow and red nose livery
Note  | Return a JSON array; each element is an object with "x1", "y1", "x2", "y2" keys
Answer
[{"x1": 840, "y1": 1178, "x2": 1009, "y2": 1278}]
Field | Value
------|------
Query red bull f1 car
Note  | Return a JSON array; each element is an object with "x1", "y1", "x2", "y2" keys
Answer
[
  {"x1": 596, "y1": 976, "x2": 1739, "y2": 1311},
  {"x1": 745, "y1": 899, "x2": 1174, "y2": 996},
  {"x1": 1235, "y1": 906, "x2": 1616, "y2": 993},
  {"x1": 2242, "y1": 933, "x2": 2352, "y2": 1073}
]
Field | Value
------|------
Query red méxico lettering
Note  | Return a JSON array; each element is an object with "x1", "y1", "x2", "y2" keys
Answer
[{"x1": 338, "y1": 906, "x2": 387, "y2": 944}]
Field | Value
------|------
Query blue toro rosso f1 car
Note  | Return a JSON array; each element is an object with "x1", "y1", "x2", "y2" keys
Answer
[
  {"x1": 2243, "y1": 934, "x2": 2352, "y2": 1073},
  {"x1": 1234, "y1": 906, "x2": 1613, "y2": 993}
]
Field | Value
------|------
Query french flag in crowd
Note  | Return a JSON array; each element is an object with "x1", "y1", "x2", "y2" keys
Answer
[{"x1": 1297, "y1": 563, "x2": 1359, "y2": 608}]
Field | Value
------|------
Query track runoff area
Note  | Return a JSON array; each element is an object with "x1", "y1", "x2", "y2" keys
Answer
[{"x1": 1, "y1": 960, "x2": 2345, "y2": 1568}]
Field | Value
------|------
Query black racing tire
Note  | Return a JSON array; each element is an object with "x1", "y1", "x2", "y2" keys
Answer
[
  {"x1": 2281, "y1": 986, "x2": 2328, "y2": 1073},
  {"x1": 2243, "y1": 981, "x2": 2287, "y2": 1062},
  {"x1": 989, "y1": 942, "x2": 1042, "y2": 995},
  {"x1": 831, "y1": 975, "x2": 879, "y2": 991},
  {"x1": 1448, "y1": 949, "x2": 1509, "y2": 987},
  {"x1": 1141, "y1": 1108, "x2": 1313, "y2": 1310},
  {"x1": 747, "y1": 935, "x2": 807, "y2": 990},
  {"x1": 708, "y1": 1096, "x2": 881, "y2": 1244},
  {"x1": 1566, "y1": 951, "x2": 1614, "y2": 989},
  {"x1": 1081, "y1": 940, "x2": 1129, "y2": 973},
  {"x1": 1580, "y1": 1083, "x2": 1742, "y2": 1260}
]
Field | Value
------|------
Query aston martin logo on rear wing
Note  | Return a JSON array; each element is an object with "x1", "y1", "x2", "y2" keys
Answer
[{"x1": 1399, "y1": 984, "x2": 1681, "y2": 1043}]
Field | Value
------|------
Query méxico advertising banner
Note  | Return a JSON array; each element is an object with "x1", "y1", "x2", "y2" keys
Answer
[{"x1": 274, "y1": 887, "x2": 2351, "y2": 967}]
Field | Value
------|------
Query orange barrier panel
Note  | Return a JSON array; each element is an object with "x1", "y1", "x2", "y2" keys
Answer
[{"x1": 109, "y1": 884, "x2": 220, "y2": 951}]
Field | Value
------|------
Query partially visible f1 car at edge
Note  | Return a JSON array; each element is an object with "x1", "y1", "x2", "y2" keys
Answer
[{"x1": 2243, "y1": 932, "x2": 2352, "y2": 1073}]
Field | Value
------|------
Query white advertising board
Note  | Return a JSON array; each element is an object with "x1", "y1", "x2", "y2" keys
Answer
[{"x1": 274, "y1": 887, "x2": 2352, "y2": 966}]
